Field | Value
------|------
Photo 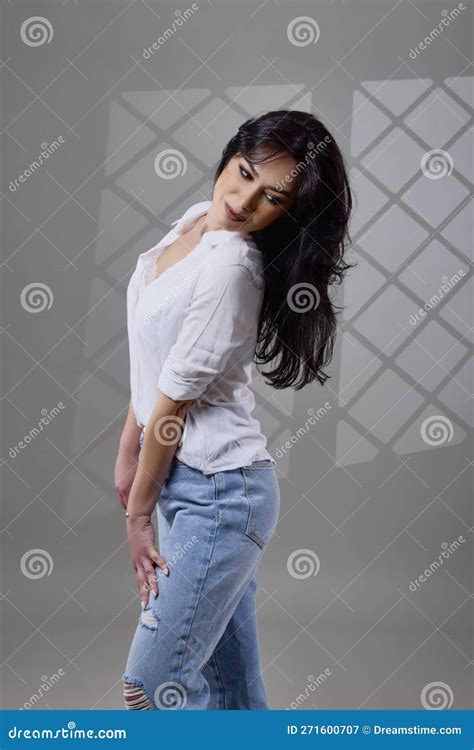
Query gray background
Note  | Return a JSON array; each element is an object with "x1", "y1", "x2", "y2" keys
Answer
[{"x1": 1, "y1": 0, "x2": 472, "y2": 711}]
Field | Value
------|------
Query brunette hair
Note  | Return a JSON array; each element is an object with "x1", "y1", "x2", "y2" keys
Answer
[{"x1": 213, "y1": 110, "x2": 354, "y2": 389}]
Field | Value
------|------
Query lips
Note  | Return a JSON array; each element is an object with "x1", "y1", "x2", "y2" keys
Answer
[{"x1": 225, "y1": 202, "x2": 245, "y2": 222}]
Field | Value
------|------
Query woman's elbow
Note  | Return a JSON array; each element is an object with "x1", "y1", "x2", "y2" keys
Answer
[{"x1": 154, "y1": 390, "x2": 195, "y2": 413}]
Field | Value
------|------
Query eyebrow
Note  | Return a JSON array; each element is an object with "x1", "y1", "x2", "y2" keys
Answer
[{"x1": 243, "y1": 159, "x2": 291, "y2": 197}]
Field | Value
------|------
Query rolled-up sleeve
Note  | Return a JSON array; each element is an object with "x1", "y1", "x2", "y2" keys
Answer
[{"x1": 157, "y1": 260, "x2": 260, "y2": 401}]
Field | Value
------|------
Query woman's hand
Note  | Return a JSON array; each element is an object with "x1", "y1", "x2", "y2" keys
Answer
[
  {"x1": 126, "y1": 516, "x2": 169, "y2": 607},
  {"x1": 114, "y1": 444, "x2": 140, "y2": 510}
]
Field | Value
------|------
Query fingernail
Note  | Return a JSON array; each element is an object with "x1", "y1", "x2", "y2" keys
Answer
[
  {"x1": 164, "y1": 567, "x2": 170, "y2": 576},
  {"x1": 141, "y1": 601, "x2": 145, "y2": 609},
  {"x1": 152, "y1": 591, "x2": 158, "y2": 598}
]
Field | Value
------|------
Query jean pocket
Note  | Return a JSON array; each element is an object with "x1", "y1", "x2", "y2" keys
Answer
[{"x1": 241, "y1": 466, "x2": 280, "y2": 549}]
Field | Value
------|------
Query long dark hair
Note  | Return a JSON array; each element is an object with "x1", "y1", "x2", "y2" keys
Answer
[{"x1": 213, "y1": 110, "x2": 354, "y2": 390}]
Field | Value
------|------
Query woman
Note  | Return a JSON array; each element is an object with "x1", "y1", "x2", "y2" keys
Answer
[{"x1": 115, "y1": 109, "x2": 353, "y2": 710}]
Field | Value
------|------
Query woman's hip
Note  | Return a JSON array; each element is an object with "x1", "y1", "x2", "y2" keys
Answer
[{"x1": 157, "y1": 459, "x2": 280, "y2": 557}]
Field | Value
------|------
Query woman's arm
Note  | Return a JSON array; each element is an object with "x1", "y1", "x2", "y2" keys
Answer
[
  {"x1": 114, "y1": 401, "x2": 142, "y2": 510},
  {"x1": 125, "y1": 391, "x2": 194, "y2": 515},
  {"x1": 124, "y1": 391, "x2": 193, "y2": 605},
  {"x1": 120, "y1": 400, "x2": 142, "y2": 455}
]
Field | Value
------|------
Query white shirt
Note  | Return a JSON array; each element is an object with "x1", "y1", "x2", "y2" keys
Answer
[{"x1": 126, "y1": 200, "x2": 275, "y2": 474}]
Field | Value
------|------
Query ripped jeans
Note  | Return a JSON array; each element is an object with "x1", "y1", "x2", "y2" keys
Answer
[{"x1": 121, "y1": 430, "x2": 280, "y2": 710}]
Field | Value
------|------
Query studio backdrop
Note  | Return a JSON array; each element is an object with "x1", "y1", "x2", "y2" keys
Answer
[{"x1": 1, "y1": 0, "x2": 472, "y2": 711}]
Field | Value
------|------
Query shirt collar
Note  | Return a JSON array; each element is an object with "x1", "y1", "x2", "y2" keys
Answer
[
  {"x1": 137, "y1": 201, "x2": 263, "y2": 288},
  {"x1": 171, "y1": 200, "x2": 212, "y2": 232}
]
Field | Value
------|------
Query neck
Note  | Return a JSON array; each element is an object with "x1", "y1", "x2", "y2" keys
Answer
[{"x1": 198, "y1": 211, "x2": 251, "y2": 240}]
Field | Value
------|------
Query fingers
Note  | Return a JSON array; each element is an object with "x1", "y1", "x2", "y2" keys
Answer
[
  {"x1": 147, "y1": 548, "x2": 170, "y2": 578},
  {"x1": 143, "y1": 567, "x2": 158, "y2": 600},
  {"x1": 115, "y1": 485, "x2": 128, "y2": 510},
  {"x1": 135, "y1": 549, "x2": 169, "y2": 605},
  {"x1": 135, "y1": 567, "x2": 149, "y2": 609}
]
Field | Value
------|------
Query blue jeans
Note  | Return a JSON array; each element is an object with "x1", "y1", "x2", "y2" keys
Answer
[{"x1": 121, "y1": 431, "x2": 280, "y2": 710}]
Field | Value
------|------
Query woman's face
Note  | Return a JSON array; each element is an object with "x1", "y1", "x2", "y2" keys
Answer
[{"x1": 211, "y1": 152, "x2": 298, "y2": 233}]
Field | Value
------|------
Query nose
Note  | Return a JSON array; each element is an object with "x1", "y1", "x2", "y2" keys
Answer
[{"x1": 238, "y1": 187, "x2": 259, "y2": 214}]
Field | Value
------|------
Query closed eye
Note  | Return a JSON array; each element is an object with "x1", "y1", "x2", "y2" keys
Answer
[{"x1": 238, "y1": 163, "x2": 283, "y2": 206}]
